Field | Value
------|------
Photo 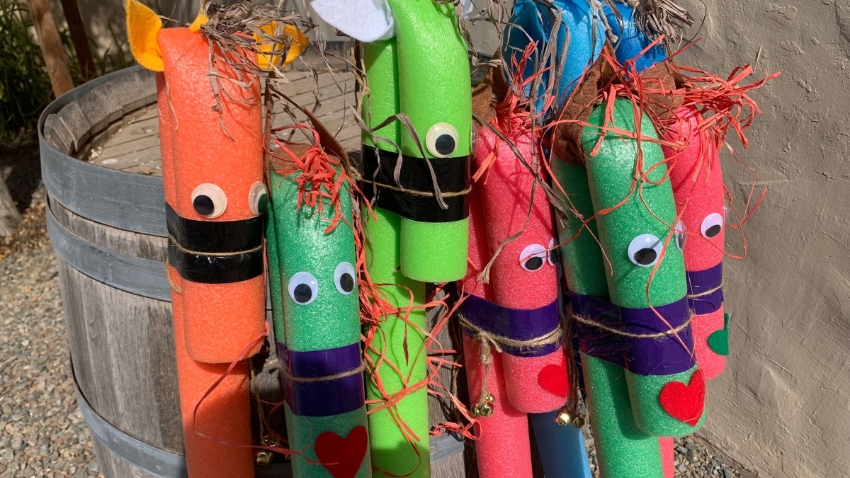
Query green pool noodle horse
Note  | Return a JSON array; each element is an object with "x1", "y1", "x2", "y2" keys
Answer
[{"x1": 267, "y1": 141, "x2": 371, "y2": 478}]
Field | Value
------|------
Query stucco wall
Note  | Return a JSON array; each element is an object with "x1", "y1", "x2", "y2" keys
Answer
[
  {"x1": 675, "y1": 1, "x2": 850, "y2": 477},
  {"x1": 54, "y1": 0, "x2": 848, "y2": 477}
]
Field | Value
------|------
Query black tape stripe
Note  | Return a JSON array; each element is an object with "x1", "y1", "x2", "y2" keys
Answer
[
  {"x1": 168, "y1": 238, "x2": 263, "y2": 284},
  {"x1": 165, "y1": 203, "x2": 265, "y2": 253},
  {"x1": 360, "y1": 146, "x2": 471, "y2": 223}
]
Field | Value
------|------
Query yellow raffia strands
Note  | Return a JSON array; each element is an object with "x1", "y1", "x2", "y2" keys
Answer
[
  {"x1": 126, "y1": 0, "x2": 164, "y2": 72},
  {"x1": 255, "y1": 22, "x2": 309, "y2": 70}
]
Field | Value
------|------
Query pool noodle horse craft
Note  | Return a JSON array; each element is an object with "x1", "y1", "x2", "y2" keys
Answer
[
  {"x1": 310, "y1": 0, "x2": 474, "y2": 475},
  {"x1": 458, "y1": 71, "x2": 578, "y2": 478},
  {"x1": 128, "y1": 1, "x2": 304, "y2": 476},
  {"x1": 266, "y1": 122, "x2": 371, "y2": 478}
]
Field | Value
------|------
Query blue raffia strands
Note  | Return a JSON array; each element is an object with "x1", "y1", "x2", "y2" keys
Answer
[{"x1": 502, "y1": 0, "x2": 605, "y2": 113}]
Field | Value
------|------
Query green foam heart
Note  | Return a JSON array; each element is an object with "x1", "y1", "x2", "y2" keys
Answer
[{"x1": 707, "y1": 313, "x2": 730, "y2": 356}]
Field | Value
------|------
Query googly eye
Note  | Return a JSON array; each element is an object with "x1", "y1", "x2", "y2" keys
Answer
[
  {"x1": 701, "y1": 213, "x2": 724, "y2": 239},
  {"x1": 520, "y1": 244, "x2": 547, "y2": 272},
  {"x1": 547, "y1": 238, "x2": 558, "y2": 266},
  {"x1": 628, "y1": 234, "x2": 663, "y2": 267},
  {"x1": 334, "y1": 262, "x2": 356, "y2": 295},
  {"x1": 191, "y1": 183, "x2": 227, "y2": 218},
  {"x1": 248, "y1": 181, "x2": 269, "y2": 215},
  {"x1": 470, "y1": 122, "x2": 480, "y2": 153},
  {"x1": 675, "y1": 220, "x2": 687, "y2": 251},
  {"x1": 288, "y1": 272, "x2": 318, "y2": 305},
  {"x1": 426, "y1": 123, "x2": 459, "y2": 158}
]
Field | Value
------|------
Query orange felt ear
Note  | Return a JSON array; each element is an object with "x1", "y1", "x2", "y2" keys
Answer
[
  {"x1": 255, "y1": 22, "x2": 309, "y2": 70},
  {"x1": 126, "y1": 0, "x2": 164, "y2": 71}
]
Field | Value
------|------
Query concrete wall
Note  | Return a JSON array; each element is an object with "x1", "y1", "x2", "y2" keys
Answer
[
  {"x1": 675, "y1": 1, "x2": 850, "y2": 477},
  {"x1": 52, "y1": 0, "x2": 848, "y2": 476}
]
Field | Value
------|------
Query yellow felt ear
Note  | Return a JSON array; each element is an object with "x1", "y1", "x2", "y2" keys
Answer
[
  {"x1": 255, "y1": 23, "x2": 309, "y2": 70},
  {"x1": 126, "y1": 0, "x2": 164, "y2": 72}
]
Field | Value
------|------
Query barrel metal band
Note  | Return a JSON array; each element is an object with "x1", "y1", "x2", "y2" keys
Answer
[{"x1": 360, "y1": 146, "x2": 471, "y2": 223}]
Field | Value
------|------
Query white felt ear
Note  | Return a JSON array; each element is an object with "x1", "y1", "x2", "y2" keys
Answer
[
  {"x1": 460, "y1": 0, "x2": 475, "y2": 18},
  {"x1": 310, "y1": 0, "x2": 395, "y2": 42}
]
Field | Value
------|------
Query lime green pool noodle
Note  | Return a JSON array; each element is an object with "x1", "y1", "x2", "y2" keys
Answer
[
  {"x1": 364, "y1": 207, "x2": 431, "y2": 477},
  {"x1": 363, "y1": 0, "x2": 471, "y2": 282},
  {"x1": 363, "y1": 40, "x2": 400, "y2": 150},
  {"x1": 554, "y1": 157, "x2": 664, "y2": 478},
  {"x1": 285, "y1": 404, "x2": 372, "y2": 478},
  {"x1": 268, "y1": 168, "x2": 360, "y2": 352},
  {"x1": 581, "y1": 98, "x2": 701, "y2": 437}
]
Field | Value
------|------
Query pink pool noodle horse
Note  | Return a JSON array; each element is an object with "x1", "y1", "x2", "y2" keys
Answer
[
  {"x1": 460, "y1": 121, "x2": 568, "y2": 478},
  {"x1": 665, "y1": 106, "x2": 727, "y2": 381}
]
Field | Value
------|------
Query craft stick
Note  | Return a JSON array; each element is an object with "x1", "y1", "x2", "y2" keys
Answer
[
  {"x1": 553, "y1": 158, "x2": 665, "y2": 478},
  {"x1": 465, "y1": 125, "x2": 567, "y2": 414},
  {"x1": 267, "y1": 158, "x2": 371, "y2": 478},
  {"x1": 503, "y1": 0, "x2": 605, "y2": 112},
  {"x1": 580, "y1": 98, "x2": 704, "y2": 437},
  {"x1": 665, "y1": 106, "x2": 728, "y2": 380}
]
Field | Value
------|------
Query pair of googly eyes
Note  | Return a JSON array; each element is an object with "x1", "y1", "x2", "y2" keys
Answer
[
  {"x1": 631, "y1": 213, "x2": 725, "y2": 267},
  {"x1": 287, "y1": 262, "x2": 356, "y2": 305},
  {"x1": 190, "y1": 182, "x2": 269, "y2": 219},
  {"x1": 519, "y1": 239, "x2": 558, "y2": 272},
  {"x1": 425, "y1": 123, "x2": 479, "y2": 158}
]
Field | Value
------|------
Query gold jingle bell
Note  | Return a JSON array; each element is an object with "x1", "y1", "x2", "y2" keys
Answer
[
  {"x1": 555, "y1": 407, "x2": 585, "y2": 428},
  {"x1": 255, "y1": 451, "x2": 273, "y2": 465},
  {"x1": 478, "y1": 402, "x2": 494, "y2": 417},
  {"x1": 471, "y1": 404, "x2": 482, "y2": 417},
  {"x1": 484, "y1": 393, "x2": 495, "y2": 404}
]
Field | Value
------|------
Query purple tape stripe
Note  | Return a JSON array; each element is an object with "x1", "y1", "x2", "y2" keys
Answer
[
  {"x1": 571, "y1": 292, "x2": 695, "y2": 376},
  {"x1": 277, "y1": 342, "x2": 365, "y2": 417},
  {"x1": 461, "y1": 295, "x2": 561, "y2": 357},
  {"x1": 687, "y1": 263, "x2": 723, "y2": 315}
]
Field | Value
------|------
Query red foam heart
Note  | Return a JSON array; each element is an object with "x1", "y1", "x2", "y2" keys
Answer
[
  {"x1": 314, "y1": 426, "x2": 368, "y2": 478},
  {"x1": 538, "y1": 356, "x2": 569, "y2": 398},
  {"x1": 659, "y1": 369, "x2": 706, "y2": 426}
]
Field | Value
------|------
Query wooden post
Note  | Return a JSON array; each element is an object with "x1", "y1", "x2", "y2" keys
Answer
[
  {"x1": 26, "y1": 0, "x2": 74, "y2": 97},
  {"x1": 0, "y1": 177, "x2": 23, "y2": 237},
  {"x1": 59, "y1": 0, "x2": 97, "y2": 80}
]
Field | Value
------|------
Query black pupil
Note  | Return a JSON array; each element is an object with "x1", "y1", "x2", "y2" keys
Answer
[
  {"x1": 549, "y1": 249, "x2": 559, "y2": 264},
  {"x1": 525, "y1": 256, "x2": 544, "y2": 271},
  {"x1": 339, "y1": 273, "x2": 354, "y2": 293},
  {"x1": 435, "y1": 134, "x2": 456, "y2": 156},
  {"x1": 193, "y1": 195, "x2": 215, "y2": 216},
  {"x1": 256, "y1": 193, "x2": 269, "y2": 213},
  {"x1": 634, "y1": 248, "x2": 657, "y2": 266},
  {"x1": 293, "y1": 283, "x2": 313, "y2": 303},
  {"x1": 705, "y1": 225, "x2": 721, "y2": 238}
]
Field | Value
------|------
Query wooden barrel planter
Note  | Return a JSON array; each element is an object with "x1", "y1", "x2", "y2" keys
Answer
[{"x1": 39, "y1": 66, "x2": 472, "y2": 478}]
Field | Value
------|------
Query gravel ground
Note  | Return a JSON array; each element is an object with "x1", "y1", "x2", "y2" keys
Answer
[{"x1": 0, "y1": 245, "x2": 102, "y2": 478}]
